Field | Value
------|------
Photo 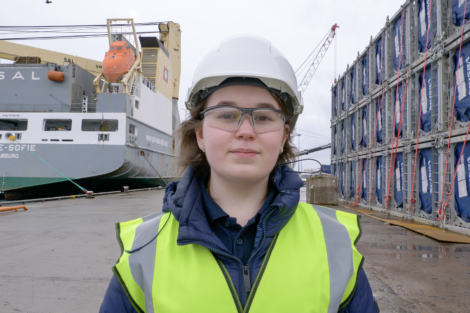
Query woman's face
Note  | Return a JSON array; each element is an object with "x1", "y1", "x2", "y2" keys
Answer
[{"x1": 196, "y1": 85, "x2": 289, "y2": 184}]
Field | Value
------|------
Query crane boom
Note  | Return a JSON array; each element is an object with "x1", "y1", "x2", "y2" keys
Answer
[
  {"x1": 298, "y1": 24, "x2": 338, "y2": 94},
  {"x1": 296, "y1": 143, "x2": 331, "y2": 156},
  {"x1": 0, "y1": 21, "x2": 181, "y2": 99},
  {"x1": 0, "y1": 40, "x2": 103, "y2": 75}
]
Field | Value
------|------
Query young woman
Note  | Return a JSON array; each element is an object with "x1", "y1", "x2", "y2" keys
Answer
[{"x1": 100, "y1": 36, "x2": 379, "y2": 313}]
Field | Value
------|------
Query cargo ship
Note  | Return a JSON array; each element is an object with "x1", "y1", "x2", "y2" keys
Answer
[{"x1": 0, "y1": 19, "x2": 182, "y2": 199}]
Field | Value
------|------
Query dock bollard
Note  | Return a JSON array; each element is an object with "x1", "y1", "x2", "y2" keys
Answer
[
  {"x1": 123, "y1": 186, "x2": 129, "y2": 193},
  {"x1": 86, "y1": 191, "x2": 94, "y2": 199}
]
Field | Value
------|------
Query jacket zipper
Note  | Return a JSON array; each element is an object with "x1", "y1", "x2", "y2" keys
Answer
[
  {"x1": 178, "y1": 206, "x2": 277, "y2": 307},
  {"x1": 242, "y1": 266, "x2": 251, "y2": 292},
  {"x1": 241, "y1": 208, "x2": 276, "y2": 303}
]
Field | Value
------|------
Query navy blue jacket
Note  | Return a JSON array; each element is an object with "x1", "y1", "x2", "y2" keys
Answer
[{"x1": 100, "y1": 166, "x2": 379, "y2": 312}]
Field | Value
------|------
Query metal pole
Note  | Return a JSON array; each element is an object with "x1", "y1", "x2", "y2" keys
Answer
[
  {"x1": 298, "y1": 134, "x2": 302, "y2": 172},
  {"x1": 334, "y1": 33, "x2": 337, "y2": 80}
]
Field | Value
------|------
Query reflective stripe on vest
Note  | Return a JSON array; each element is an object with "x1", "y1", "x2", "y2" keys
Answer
[{"x1": 113, "y1": 203, "x2": 363, "y2": 313}]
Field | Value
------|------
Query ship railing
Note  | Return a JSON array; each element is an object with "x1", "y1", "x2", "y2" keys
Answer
[
  {"x1": 0, "y1": 103, "x2": 97, "y2": 113},
  {"x1": 142, "y1": 77, "x2": 156, "y2": 93}
]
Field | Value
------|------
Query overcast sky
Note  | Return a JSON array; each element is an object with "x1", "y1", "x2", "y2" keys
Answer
[{"x1": 1, "y1": 0, "x2": 406, "y2": 169}]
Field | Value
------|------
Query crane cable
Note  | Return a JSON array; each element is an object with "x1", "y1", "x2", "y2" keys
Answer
[
  {"x1": 384, "y1": 9, "x2": 406, "y2": 209},
  {"x1": 408, "y1": 0, "x2": 434, "y2": 213},
  {"x1": 0, "y1": 22, "x2": 167, "y2": 41},
  {"x1": 295, "y1": 28, "x2": 331, "y2": 76},
  {"x1": 0, "y1": 31, "x2": 162, "y2": 41},
  {"x1": 334, "y1": 32, "x2": 337, "y2": 81},
  {"x1": 437, "y1": 0, "x2": 469, "y2": 220},
  {"x1": 0, "y1": 22, "x2": 165, "y2": 29},
  {"x1": 9, "y1": 137, "x2": 89, "y2": 194}
]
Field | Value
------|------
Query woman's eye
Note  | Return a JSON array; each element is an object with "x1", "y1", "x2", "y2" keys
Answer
[
  {"x1": 218, "y1": 113, "x2": 237, "y2": 120},
  {"x1": 255, "y1": 115, "x2": 273, "y2": 122}
]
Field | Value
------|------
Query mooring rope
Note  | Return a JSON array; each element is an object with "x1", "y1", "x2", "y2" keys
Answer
[{"x1": 8, "y1": 136, "x2": 89, "y2": 194}]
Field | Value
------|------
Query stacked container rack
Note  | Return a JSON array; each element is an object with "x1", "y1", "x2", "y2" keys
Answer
[{"x1": 331, "y1": 0, "x2": 470, "y2": 236}]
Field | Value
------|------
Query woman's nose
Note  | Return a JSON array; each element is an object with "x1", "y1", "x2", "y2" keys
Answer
[{"x1": 235, "y1": 114, "x2": 256, "y2": 138}]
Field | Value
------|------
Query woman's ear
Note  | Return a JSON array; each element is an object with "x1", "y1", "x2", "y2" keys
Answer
[
  {"x1": 195, "y1": 126, "x2": 204, "y2": 150},
  {"x1": 282, "y1": 124, "x2": 290, "y2": 146}
]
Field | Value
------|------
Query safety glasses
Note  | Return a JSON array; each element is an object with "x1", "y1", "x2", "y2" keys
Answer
[{"x1": 200, "y1": 106, "x2": 287, "y2": 134}]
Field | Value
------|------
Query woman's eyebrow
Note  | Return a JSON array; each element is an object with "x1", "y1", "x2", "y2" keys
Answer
[
  {"x1": 256, "y1": 103, "x2": 276, "y2": 108},
  {"x1": 214, "y1": 101, "x2": 276, "y2": 108},
  {"x1": 215, "y1": 101, "x2": 237, "y2": 106}
]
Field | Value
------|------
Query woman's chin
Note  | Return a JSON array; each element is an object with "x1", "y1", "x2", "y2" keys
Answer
[{"x1": 214, "y1": 164, "x2": 273, "y2": 183}]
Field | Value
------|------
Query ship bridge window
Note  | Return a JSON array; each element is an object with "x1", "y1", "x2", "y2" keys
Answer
[
  {"x1": 110, "y1": 47, "x2": 115, "y2": 50},
  {"x1": 129, "y1": 124, "x2": 137, "y2": 135},
  {"x1": 44, "y1": 119, "x2": 72, "y2": 131},
  {"x1": 0, "y1": 119, "x2": 28, "y2": 131},
  {"x1": 117, "y1": 47, "x2": 123, "y2": 50},
  {"x1": 82, "y1": 119, "x2": 118, "y2": 132}
]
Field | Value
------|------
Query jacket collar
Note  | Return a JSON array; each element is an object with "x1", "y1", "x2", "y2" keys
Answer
[{"x1": 163, "y1": 165, "x2": 303, "y2": 254}]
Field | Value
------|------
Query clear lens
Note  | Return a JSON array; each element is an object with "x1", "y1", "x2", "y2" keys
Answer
[{"x1": 203, "y1": 107, "x2": 285, "y2": 133}]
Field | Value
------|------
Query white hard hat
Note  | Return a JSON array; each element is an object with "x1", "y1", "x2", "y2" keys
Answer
[{"x1": 185, "y1": 35, "x2": 303, "y2": 129}]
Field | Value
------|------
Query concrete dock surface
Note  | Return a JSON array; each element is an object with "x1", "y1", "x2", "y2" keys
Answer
[{"x1": 1, "y1": 188, "x2": 469, "y2": 312}]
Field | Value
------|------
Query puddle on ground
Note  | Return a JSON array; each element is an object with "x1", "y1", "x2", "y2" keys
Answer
[{"x1": 368, "y1": 243, "x2": 470, "y2": 260}]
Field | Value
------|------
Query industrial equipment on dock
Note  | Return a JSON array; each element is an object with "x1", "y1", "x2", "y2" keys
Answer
[{"x1": 331, "y1": 0, "x2": 470, "y2": 237}]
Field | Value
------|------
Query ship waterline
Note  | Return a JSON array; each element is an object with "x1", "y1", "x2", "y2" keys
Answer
[{"x1": 0, "y1": 112, "x2": 180, "y2": 199}]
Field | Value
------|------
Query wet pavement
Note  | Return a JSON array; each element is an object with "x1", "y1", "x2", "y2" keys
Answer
[
  {"x1": 340, "y1": 211, "x2": 470, "y2": 313},
  {"x1": 299, "y1": 188, "x2": 470, "y2": 312},
  {"x1": 0, "y1": 190, "x2": 161, "y2": 313},
  {"x1": 0, "y1": 188, "x2": 469, "y2": 312}
]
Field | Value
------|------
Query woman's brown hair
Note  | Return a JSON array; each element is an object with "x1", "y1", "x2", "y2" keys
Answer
[{"x1": 175, "y1": 90, "x2": 298, "y2": 178}]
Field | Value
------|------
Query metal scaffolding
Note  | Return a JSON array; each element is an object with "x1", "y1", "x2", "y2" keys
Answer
[{"x1": 331, "y1": 0, "x2": 470, "y2": 237}]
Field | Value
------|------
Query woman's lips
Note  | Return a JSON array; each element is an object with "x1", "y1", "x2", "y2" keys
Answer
[{"x1": 230, "y1": 149, "x2": 259, "y2": 158}]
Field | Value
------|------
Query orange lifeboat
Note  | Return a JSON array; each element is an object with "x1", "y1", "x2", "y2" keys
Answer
[{"x1": 102, "y1": 41, "x2": 136, "y2": 83}]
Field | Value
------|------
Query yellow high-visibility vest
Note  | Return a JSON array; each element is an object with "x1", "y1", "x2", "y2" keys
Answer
[{"x1": 113, "y1": 203, "x2": 363, "y2": 313}]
